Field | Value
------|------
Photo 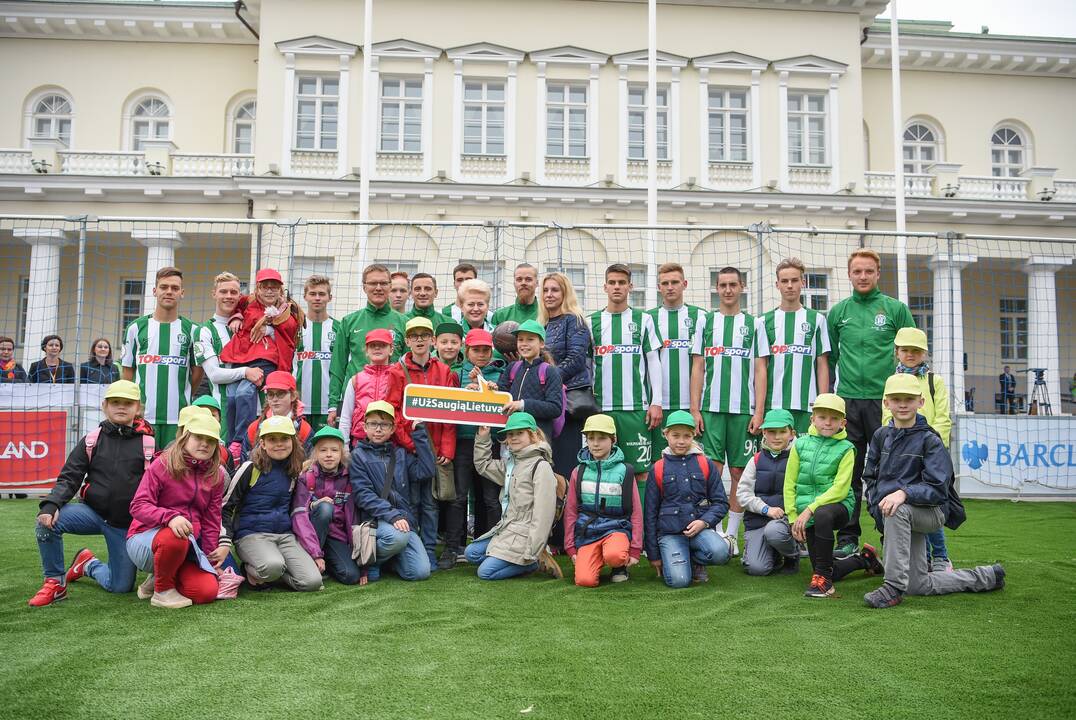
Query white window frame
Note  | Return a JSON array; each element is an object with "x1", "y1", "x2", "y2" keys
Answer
[
  {"x1": 707, "y1": 87, "x2": 749, "y2": 162},
  {"x1": 462, "y1": 79, "x2": 505, "y2": 156},
  {"x1": 999, "y1": 297, "x2": 1028, "y2": 361},
  {"x1": 627, "y1": 83, "x2": 669, "y2": 161},
  {"x1": 230, "y1": 99, "x2": 256, "y2": 155},
  {"x1": 787, "y1": 91, "x2": 827, "y2": 166},
  {"x1": 546, "y1": 82, "x2": 587, "y2": 158},
  {"x1": 294, "y1": 75, "x2": 338, "y2": 151},
  {"x1": 991, "y1": 127, "x2": 1026, "y2": 178},
  {"x1": 16, "y1": 276, "x2": 30, "y2": 347},
  {"x1": 379, "y1": 77, "x2": 423, "y2": 153},
  {"x1": 375, "y1": 260, "x2": 420, "y2": 276},
  {"x1": 290, "y1": 257, "x2": 335, "y2": 300},
  {"x1": 129, "y1": 96, "x2": 172, "y2": 151},
  {"x1": 801, "y1": 271, "x2": 829, "y2": 312},
  {"x1": 30, "y1": 94, "x2": 73, "y2": 146},
  {"x1": 119, "y1": 278, "x2": 145, "y2": 339},
  {"x1": 903, "y1": 122, "x2": 938, "y2": 175},
  {"x1": 909, "y1": 295, "x2": 934, "y2": 348}
]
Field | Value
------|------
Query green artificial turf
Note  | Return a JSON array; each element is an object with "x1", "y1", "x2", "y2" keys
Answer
[{"x1": 1, "y1": 498, "x2": 1073, "y2": 719}]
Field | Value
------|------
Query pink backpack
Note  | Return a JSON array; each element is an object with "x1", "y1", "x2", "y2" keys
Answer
[{"x1": 80, "y1": 427, "x2": 156, "y2": 500}]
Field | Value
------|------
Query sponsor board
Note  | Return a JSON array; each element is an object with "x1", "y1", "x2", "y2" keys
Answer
[
  {"x1": 403, "y1": 383, "x2": 513, "y2": 427},
  {"x1": 0, "y1": 411, "x2": 66, "y2": 490},
  {"x1": 957, "y1": 415, "x2": 1076, "y2": 497}
]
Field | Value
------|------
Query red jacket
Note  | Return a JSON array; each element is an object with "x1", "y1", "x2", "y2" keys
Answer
[
  {"x1": 386, "y1": 353, "x2": 458, "y2": 459},
  {"x1": 219, "y1": 295, "x2": 300, "y2": 371}
]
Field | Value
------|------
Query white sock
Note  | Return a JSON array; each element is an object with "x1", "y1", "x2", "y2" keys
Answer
[{"x1": 726, "y1": 511, "x2": 744, "y2": 538}]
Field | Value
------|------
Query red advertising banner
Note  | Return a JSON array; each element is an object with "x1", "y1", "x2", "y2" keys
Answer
[{"x1": 0, "y1": 411, "x2": 67, "y2": 492}]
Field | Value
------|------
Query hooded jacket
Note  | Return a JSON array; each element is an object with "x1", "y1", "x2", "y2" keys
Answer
[
  {"x1": 219, "y1": 294, "x2": 302, "y2": 372},
  {"x1": 339, "y1": 362, "x2": 395, "y2": 443},
  {"x1": 643, "y1": 445, "x2": 729, "y2": 560},
  {"x1": 127, "y1": 454, "x2": 225, "y2": 556}
]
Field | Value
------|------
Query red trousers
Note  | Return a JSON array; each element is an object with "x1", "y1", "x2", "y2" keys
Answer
[
  {"x1": 574, "y1": 532, "x2": 631, "y2": 587},
  {"x1": 151, "y1": 529, "x2": 219, "y2": 604}
]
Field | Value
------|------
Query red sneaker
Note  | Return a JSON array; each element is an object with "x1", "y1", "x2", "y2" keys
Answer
[
  {"x1": 66, "y1": 547, "x2": 97, "y2": 584},
  {"x1": 28, "y1": 578, "x2": 67, "y2": 607}
]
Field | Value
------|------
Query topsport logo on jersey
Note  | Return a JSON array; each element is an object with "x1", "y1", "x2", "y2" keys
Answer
[
  {"x1": 595, "y1": 344, "x2": 641, "y2": 356},
  {"x1": 702, "y1": 346, "x2": 750, "y2": 358},
  {"x1": 662, "y1": 338, "x2": 692, "y2": 350},
  {"x1": 771, "y1": 343, "x2": 812, "y2": 356},
  {"x1": 296, "y1": 350, "x2": 332, "y2": 361},
  {"x1": 137, "y1": 354, "x2": 189, "y2": 367}
]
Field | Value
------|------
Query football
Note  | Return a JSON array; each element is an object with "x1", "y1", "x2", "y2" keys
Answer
[{"x1": 492, "y1": 321, "x2": 519, "y2": 355}]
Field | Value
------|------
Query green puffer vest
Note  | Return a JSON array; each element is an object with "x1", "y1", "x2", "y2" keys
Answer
[{"x1": 792, "y1": 427, "x2": 855, "y2": 519}]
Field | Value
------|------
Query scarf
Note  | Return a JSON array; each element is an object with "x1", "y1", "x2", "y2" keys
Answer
[
  {"x1": 1, "y1": 359, "x2": 16, "y2": 380},
  {"x1": 896, "y1": 362, "x2": 929, "y2": 377}
]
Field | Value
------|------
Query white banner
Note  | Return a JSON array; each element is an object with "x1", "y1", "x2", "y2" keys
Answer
[{"x1": 956, "y1": 415, "x2": 1076, "y2": 498}]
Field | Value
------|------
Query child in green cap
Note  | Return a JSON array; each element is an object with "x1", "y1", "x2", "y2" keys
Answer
[{"x1": 497, "y1": 319, "x2": 564, "y2": 442}]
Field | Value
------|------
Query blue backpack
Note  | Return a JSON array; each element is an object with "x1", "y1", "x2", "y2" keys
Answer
[{"x1": 507, "y1": 360, "x2": 566, "y2": 438}]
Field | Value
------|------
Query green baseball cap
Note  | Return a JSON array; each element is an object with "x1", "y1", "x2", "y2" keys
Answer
[
  {"x1": 435, "y1": 321, "x2": 465, "y2": 338},
  {"x1": 760, "y1": 408, "x2": 795, "y2": 430},
  {"x1": 663, "y1": 410, "x2": 696, "y2": 430},
  {"x1": 192, "y1": 395, "x2": 221, "y2": 413},
  {"x1": 497, "y1": 411, "x2": 538, "y2": 438},
  {"x1": 311, "y1": 426, "x2": 347, "y2": 445},
  {"x1": 511, "y1": 319, "x2": 546, "y2": 341}
]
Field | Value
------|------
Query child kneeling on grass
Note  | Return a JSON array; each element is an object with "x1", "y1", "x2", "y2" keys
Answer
[
  {"x1": 735, "y1": 409, "x2": 802, "y2": 577},
  {"x1": 467, "y1": 413, "x2": 562, "y2": 580},
  {"x1": 296, "y1": 426, "x2": 364, "y2": 586},
  {"x1": 644, "y1": 411, "x2": 731, "y2": 588},
  {"x1": 862, "y1": 374, "x2": 1005, "y2": 609},
  {"x1": 222, "y1": 415, "x2": 323, "y2": 593},
  {"x1": 29, "y1": 380, "x2": 154, "y2": 607},
  {"x1": 783, "y1": 394, "x2": 883, "y2": 599},
  {"x1": 351, "y1": 401, "x2": 435, "y2": 582},
  {"x1": 126, "y1": 413, "x2": 229, "y2": 609},
  {"x1": 563, "y1": 414, "x2": 642, "y2": 587}
]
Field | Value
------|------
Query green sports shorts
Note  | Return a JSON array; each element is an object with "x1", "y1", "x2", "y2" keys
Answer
[
  {"x1": 608, "y1": 410, "x2": 654, "y2": 475},
  {"x1": 701, "y1": 411, "x2": 757, "y2": 468}
]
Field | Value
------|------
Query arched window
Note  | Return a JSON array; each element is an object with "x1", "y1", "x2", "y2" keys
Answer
[
  {"x1": 32, "y1": 94, "x2": 73, "y2": 145},
  {"x1": 232, "y1": 100, "x2": 256, "y2": 154},
  {"x1": 991, "y1": 127, "x2": 1025, "y2": 177},
  {"x1": 902, "y1": 122, "x2": 937, "y2": 174},
  {"x1": 130, "y1": 97, "x2": 171, "y2": 150}
]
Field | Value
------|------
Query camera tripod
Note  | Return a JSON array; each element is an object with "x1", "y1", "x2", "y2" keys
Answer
[{"x1": 1028, "y1": 368, "x2": 1052, "y2": 416}]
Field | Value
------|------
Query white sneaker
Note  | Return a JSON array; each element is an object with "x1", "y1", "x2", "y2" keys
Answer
[
  {"x1": 136, "y1": 574, "x2": 155, "y2": 600},
  {"x1": 150, "y1": 588, "x2": 193, "y2": 609},
  {"x1": 722, "y1": 532, "x2": 739, "y2": 558}
]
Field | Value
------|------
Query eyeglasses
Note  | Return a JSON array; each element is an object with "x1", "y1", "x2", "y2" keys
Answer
[
  {"x1": 407, "y1": 333, "x2": 433, "y2": 341},
  {"x1": 364, "y1": 280, "x2": 390, "y2": 287},
  {"x1": 364, "y1": 421, "x2": 393, "y2": 430}
]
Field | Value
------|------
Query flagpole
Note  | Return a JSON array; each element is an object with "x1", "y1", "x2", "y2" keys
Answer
[
  {"x1": 890, "y1": 0, "x2": 908, "y2": 304},
  {"x1": 645, "y1": 0, "x2": 658, "y2": 308},
  {"x1": 358, "y1": 0, "x2": 374, "y2": 268}
]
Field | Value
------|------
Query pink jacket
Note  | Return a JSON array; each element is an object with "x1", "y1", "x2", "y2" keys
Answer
[
  {"x1": 348, "y1": 363, "x2": 394, "y2": 445},
  {"x1": 127, "y1": 454, "x2": 226, "y2": 556}
]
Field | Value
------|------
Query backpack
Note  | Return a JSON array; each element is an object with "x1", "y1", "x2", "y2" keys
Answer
[
  {"x1": 652, "y1": 455, "x2": 710, "y2": 495},
  {"x1": 508, "y1": 360, "x2": 566, "y2": 438},
  {"x1": 84, "y1": 426, "x2": 156, "y2": 471}
]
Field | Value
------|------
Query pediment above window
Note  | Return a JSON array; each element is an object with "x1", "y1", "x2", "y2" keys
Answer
[{"x1": 276, "y1": 35, "x2": 358, "y2": 57}]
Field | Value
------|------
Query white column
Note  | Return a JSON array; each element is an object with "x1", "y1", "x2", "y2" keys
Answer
[
  {"x1": 422, "y1": 57, "x2": 434, "y2": 179},
  {"x1": 698, "y1": 67, "x2": 709, "y2": 188},
  {"x1": 451, "y1": 59, "x2": 463, "y2": 180},
  {"x1": 15, "y1": 228, "x2": 70, "y2": 368},
  {"x1": 928, "y1": 253, "x2": 977, "y2": 414},
  {"x1": 588, "y1": 62, "x2": 600, "y2": 185},
  {"x1": 828, "y1": 72, "x2": 841, "y2": 193},
  {"x1": 669, "y1": 65, "x2": 681, "y2": 189},
  {"x1": 617, "y1": 64, "x2": 629, "y2": 185},
  {"x1": 1022, "y1": 256, "x2": 1073, "y2": 413},
  {"x1": 281, "y1": 52, "x2": 296, "y2": 175},
  {"x1": 750, "y1": 69, "x2": 762, "y2": 190},
  {"x1": 133, "y1": 229, "x2": 184, "y2": 315},
  {"x1": 505, "y1": 60, "x2": 518, "y2": 182},
  {"x1": 534, "y1": 62, "x2": 547, "y2": 184},
  {"x1": 777, "y1": 70, "x2": 789, "y2": 191},
  {"x1": 336, "y1": 53, "x2": 351, "y2": 178}
]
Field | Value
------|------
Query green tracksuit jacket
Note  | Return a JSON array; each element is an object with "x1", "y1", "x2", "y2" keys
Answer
[
  {"x1": 328, "y1": 303, "x2": 407, "y2": 411},
  {"x1": 491, "y1": 299, "x2": 539, "y2": 326},
  {"x1": 826, "y1": 287, "x2": 915, "y2": 399}
]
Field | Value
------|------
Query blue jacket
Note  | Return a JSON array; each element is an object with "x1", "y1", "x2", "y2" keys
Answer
[
  {"x1": 351, "y1": 424, "x2": 435, "y2": 526},
  {"x1": 227, "y1": 461, "x2": 295, "y2": 540},
  {"x1": 643, "y1": 446, "x2": 729, "y2": 559},
  {"x1": 863, "y1": 415, "x2": 953, "y2": 533},
  {"x1": 498, "y1": 358, "x2": 564, "y2": 440},
  {"x1": 544, "y1": 313, "x2": 592, "y2": 390},
  {"x1": 79, "y1": 361, "x2": 120, "y2": 385}
]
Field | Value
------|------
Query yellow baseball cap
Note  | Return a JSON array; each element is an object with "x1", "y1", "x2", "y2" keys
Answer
[
  {"x1": 103, "y1": 380, "x2": 141, "y2": 402},
  {"x1": 405, "y1": 317, "x2": 434, "y2": 336},
  {"x1": 178, "y1": 405, "x2": 211, "y2": 428},
  {"x1": 812, "y1": 393, "x2": 846, "y2": 416},
  {"x1": 884, "y1": 373, "x2": 923, "y2": 397},
  {"x1": 895, "y1": 327, "x2": 929, "y2": 351},
  {"x1": 259, "y1": 415, "x2": 296, "y2": 437},
  {"x1": 185, "y1": 413, "x2": 221, "y2": 441},
  {"x1": 365, "y1": 400, "x2": 395, "y2": 420},
  {"x1": 582, "y1": 414, "x2": 616, "y2": 436}
]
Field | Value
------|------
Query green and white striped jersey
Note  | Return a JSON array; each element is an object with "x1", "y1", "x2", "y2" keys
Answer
[
  {"x1": 295, "y1": 317, "x2": 339, "y2": 416},
  {"x1": 760, "y1": 307, "x2": 831, "y2": 412},
  {"x1": 647, "y1": 304, "x2": 704, "y2": 411},
  {"x1": 193, "y1": 315, "x2": 232, "y2": 412},
  {"x1": 121, "y1": 315, "x2": 196, "y2": 425},
  {"x1": 691, "y1": 311, "x2": 768, "y2": 415},
  {"x1": 589, "y1": 308, "x2": 662, "y2": 412}
]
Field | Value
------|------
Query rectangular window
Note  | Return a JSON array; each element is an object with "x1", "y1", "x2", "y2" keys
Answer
[
  {"x1": 708, "y1": 88, "x2": 749, "y2": 162},
  {"x1": 16, "y1": 276, "x2": 29, "y2": 346},
  {"x1": 627, "y1": 264, "x2": 649, "y2": 308},
  {"x1": 710, "y1": 269, "x2": 749, "y2": 310},
  {"x1": 546, "y1": 83, "x2": 587, "y2": 158},
  {"x1": 800, "y1": 271, "x2": 829, "y2": 312},
  {"x1": 546, "y1": 264, "x2": 586, "y2": 311},
  {"x1": 119, "y1": 278, "x2": 145, "y2": 338},
  {"x1": 910, "y1": 295, "x2": 934, "y2": 349},
  {"x1": 627, "y1": 84, "x2": 669, "y2": 161},
  {"x1": 999, "y1": 297, "x2": 1028, "y2": 361},
  {"x1": 459, "y1": 259, "x2": 500, "y2": 283},
  {"x1": 234, "y1": 123, "x2": 254, "y2": 154},
  {"x1": 463, "y1": 80, "x2": 505, "y2": 156},
  {"x1": 375, "y1": 260, "x2": 420, "y2": 276},
  {"x1": 380, "y1": 78, "x2": 422, "y2": 153},
  {"x1": 787, "y1": 92, "x2": 827, "y2": 165},
  {"x1": 290, "y1": 257, "x2": 334, "y2": 300},
  {"x1": 295, "y1": 75, "x2": 338, "y2": 151}
]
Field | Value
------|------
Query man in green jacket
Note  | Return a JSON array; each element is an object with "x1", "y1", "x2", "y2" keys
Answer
[
  {"x1": 326, "y1": 263, "x2": 406, "y2": 427},
  {"x1": 491, "y1": 263, "x2": 539, "y2": 326},
  {"x1": 406, "y1": 272, "x2": 447, "y2": 327},
  {"x1": 826, "y1": 249, "x2": 915, "y2": 557}
]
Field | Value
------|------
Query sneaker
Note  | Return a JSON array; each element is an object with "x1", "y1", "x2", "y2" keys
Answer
[
  {"x1": 610, "y1": 567, "x2": 629, "y2": 583},
  {"x1": 136, "y1": 574, "x2": 155, "y2": 600},
  {"x1": 930, "y1": 557, "x2": 954, "y2": 573},
  {"x1": 864, "y1": 582, "x2": 904, "y2": 608},
  {"x1": 860, "y1": 544, "x2": 884, "y2": 576},
  {"x1": 691, "y1": 564, "x2": 710, "y2": 584},
  {"x1": 723, "y1": 532, "x2": 739, "y2": 558},
  {"x1": 798, "y1": 543, "x2": 809, "y2": 558},
  {"x1": 28, "y1": 578, "x2": 67, "y2": 607},
  {"x1": 804, "y1": 574, "x2": 836, "y2": 598},
  {"x1": 455, "y1": 553, "x2": 468, "y2": 565},
  {"x1": 779, "y1": 554, "x2": 800, "y2": 575},
  {"x1": 150, "y1": 588, "x2": 193, "y2": 609},
  {"x1": 834, "y1": 542, "x2": 858, "y2": 559},
  {"x1": 991, "y1": 563, "x2": 1006, "y2": 591},
  {"x1": 537, "y1": 547, "x2": 563, "y2": 579},
  {"x1": 437, "y1": 550, "x2": 458, "y2": 571},
  {"x1": 65, "y1": 547, "x2": 97, "y2": 584}
]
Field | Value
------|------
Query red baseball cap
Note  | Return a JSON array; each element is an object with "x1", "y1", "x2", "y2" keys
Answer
[
  {"x1": 264, "y1": 370, "x2": 296, "y2": 391},
  {"x1": 465, "y1": 328, "x2": 493, "y2": 347},
  {"x1": 365, "y1": 328, "x2": 393, "y2": 346},
  {"x1": 255, "y1": 268, "x2": 283, "y2": 284}
]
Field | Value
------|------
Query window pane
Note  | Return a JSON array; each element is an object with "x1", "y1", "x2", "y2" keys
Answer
[
  {"x1": 628, "y1": 87, "x2": 645, "y2": 105},
  {"x1": 382, "y1": 80, "x2": 400, "y2": 97},
  {"x1": 787, "y1": 95, "x2": 802, "y2": 112},
  {"x1": 807, "y1": 95, "x2": 825, "y2": 112},
  {"x1": 404, "y1": 81, "x2": 422, "y2": 98},
  {"x1": 155, "y1": 122, "x2": 169, "y2": 139},
  {"x1": 487, "y1": 84, "x2": 504, "y2": 102},
  {"x1": 547, "y1": 85, "x2": 563, "y2": 103},
  {"x1": 299, "y1": 77, "x2": 317, "y2": 95},
  {"x1": 322, "y1": 79, "x2": 339, "y2": 96},
  {"x1": 464, "y1": 83, "x2": 482, "y2": 101},
  {"x1": 569, "y1": 143, "x2": 586, "y2": 156},
  {"x1": 729, "y1": 92, "x2": 747, "y2": 109},
  {"x1": 322, "y1": 102, "x2": 337, "y2": 118},
  {"x1": 35, "y1": 118, "x2": 50, "y2": 136},
  {"x1": 569, "y1": 86, "x2": 586, "y2": 103}
]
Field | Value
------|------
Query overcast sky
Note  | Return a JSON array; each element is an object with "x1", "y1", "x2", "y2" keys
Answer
[{"x1": 879, "y1": 0, "x2": 1076, "y2": 39}]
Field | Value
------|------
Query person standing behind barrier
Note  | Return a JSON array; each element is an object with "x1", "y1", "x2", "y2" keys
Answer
[
  {"x1": 0, "y1": 335, "x2": 27, "y2": 382},
  {"x1": 80, "y1": 338, "x2": 120, "y2": 385},
  {"x1": 29, "y1": 334, "x2": 75, "y2": 384},
  {"x1": 442, "y1": 262, "x2": 491, "y2": 326},
  {"x1": 826, "y1": 249, "x2": 915, "y2": 558},
  {"x1": 121, "y1": 267, "x2": 201, "y2": 449},
  {"x1": 760, "y1": 258, "x2": 831, "y2": 437},
  {"x1": 327, "y1": 263, "x2": 407, "y2": 428},
  {"x1": 407, "y1": 272, "x2": 448, "y2": 328},
  {"x1": 491, "y1": 263, "x2": 540, "y2": 326},
  {"x1": 998, "y1": 365, "x2": 1017, "y2": 414},
  {"x1": 295, "y1": 275, "x2": 339, "y2": 434},
  {"x1": 647, "y1": 263, "x2": 704, "y2": 457}
]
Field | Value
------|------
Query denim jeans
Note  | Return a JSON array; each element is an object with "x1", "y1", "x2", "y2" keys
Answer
[
  {"x1": 657, "y1": 528, "x2": 731, "y2": 589},
  {"x1": 926, "y1": 528, "x2": 949, "y2": 561},
  {"x1": 309, "y1": 502, "x2": 360, "y2": 585},
  {"x1": 409, "y1": 475, "x2": 439, "y2": 565},
  {"x1": 227, "y1": 358, "x2": 276, "y2": 445},
  {"x1": 464, "y1": 536, "x2": 537, "y2": 581},
  {"x1": 374, "y1": 522, "x2": 430, "y2": 581},
  {"x1": 35, "y1": 502, "x2": 137, "y2": 593}
]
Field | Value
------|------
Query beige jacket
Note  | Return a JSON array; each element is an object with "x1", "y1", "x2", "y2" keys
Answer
[{"x1": 474, "y1": 432, "x2": 556, "y2": 566}]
